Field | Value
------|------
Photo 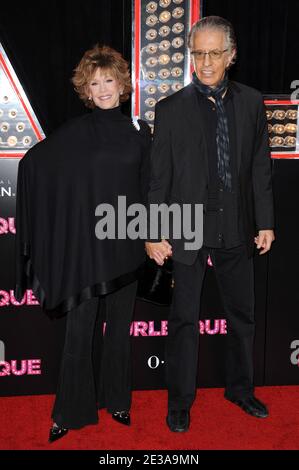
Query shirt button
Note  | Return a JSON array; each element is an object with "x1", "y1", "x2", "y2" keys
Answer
[
  {"x1": 219, "y1": 188, "x2": 223, "y2": 192},
  {"x1": 219, "y1": 208, "x2": 223, "y2": 212}
]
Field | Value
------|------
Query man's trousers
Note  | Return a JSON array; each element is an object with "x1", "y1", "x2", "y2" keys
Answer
[{"x1": 166, "y1": 244, "x2": 255, "y2": 411}]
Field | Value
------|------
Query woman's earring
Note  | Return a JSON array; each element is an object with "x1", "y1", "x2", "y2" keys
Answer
[{"x1": 88, "y1": 96, "x2": 92, "y2": 101}]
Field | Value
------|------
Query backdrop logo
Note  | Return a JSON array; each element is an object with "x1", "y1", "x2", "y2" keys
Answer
[
  {"x1": 148, "y1": 356, "x2": 164, "y2": 369},
  {"x1": 0, "y1": 359, "x2": 42, "y2": 377},
  {"x1": 0, "y1": 290, "x2": 39, "y2": 307},
  {"x1": 290, "y1": 340, "x2": 299, "y2": 366},
  {"x1": 0, "y1": 217, "x2": 16, "y2": 235},
  {"x1": 130, "y1": 321, "x2": 168, "y2": 336},
  {"x1": 0, "y1": 42, "x2": 45, "y2": 158},
  {"x1": 123, "y1": 319, "x2": 227, "y2": 337},
  {"x1": 0, "y1": 179, "x2": 15, "y2": 197},
  {"x1": 0, "y1": 339, "x2": 42, "y2": 377},
  {"x1": 200, "y1": 319, "x2": 227, "y2": 335}
]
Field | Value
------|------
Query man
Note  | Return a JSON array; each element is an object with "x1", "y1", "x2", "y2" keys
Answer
[{"x1": 145, "y1": 16, "x2": 275, "y2": 432}]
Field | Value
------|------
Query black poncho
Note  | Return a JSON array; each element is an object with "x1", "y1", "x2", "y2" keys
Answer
[{"x1": 15, "y1": 105, "x2": 151, "y2": 316}]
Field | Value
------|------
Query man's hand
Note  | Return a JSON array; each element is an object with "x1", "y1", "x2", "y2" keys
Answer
[
  {"x1": 145, "y1": 239, "x2": 172, "y2": 266},
  {"x1": 254, "y1": 230, "x2": 275, "y2": 255}
]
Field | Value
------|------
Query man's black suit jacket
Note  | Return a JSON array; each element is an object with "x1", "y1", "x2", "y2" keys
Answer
[{"x1": 147, "y1": 81, "x2": 274, "y2": 265}]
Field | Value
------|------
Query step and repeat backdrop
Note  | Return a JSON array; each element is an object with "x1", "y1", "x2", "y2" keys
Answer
[{"x1": 1, "y1": 0, "x2": 299, "y2": 396}]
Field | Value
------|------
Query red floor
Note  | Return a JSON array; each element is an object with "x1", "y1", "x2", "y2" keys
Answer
[{"x1": 0, "y1": 386, "x2": 298, "y2": 450}]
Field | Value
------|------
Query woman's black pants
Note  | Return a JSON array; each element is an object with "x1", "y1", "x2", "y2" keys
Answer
[{"x1": 51, "y1": 281, "x2": 137, "y2": 429}]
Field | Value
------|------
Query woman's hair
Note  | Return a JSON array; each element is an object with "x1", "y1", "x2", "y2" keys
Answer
[{"x1": 72, "y1": 44, "x2": 132, "y2": 108}]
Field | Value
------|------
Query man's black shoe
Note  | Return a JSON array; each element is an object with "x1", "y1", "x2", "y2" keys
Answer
[
  {"x1": 166, "y1": 409, "x2": 190, "y2": 432},
  {"x1": 225, "y1": 395, "x2": 269, "y2": 418}
]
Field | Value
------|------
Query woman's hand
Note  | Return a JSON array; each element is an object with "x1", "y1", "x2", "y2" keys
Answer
[{"x1": 145, "y1": 240, "x2": 173, "y2": 265}]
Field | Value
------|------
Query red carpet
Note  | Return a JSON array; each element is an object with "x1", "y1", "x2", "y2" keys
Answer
[{"x1": 0, "y1": 386, "x2": 298, "y2": 450}]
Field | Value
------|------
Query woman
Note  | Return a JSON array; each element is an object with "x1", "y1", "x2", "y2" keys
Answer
[{"x1": 15, "y1": 45, "x2": 151, "y2": 442}]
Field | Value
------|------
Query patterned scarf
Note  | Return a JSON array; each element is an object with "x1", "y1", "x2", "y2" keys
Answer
[{"x1": 192, "y1": 71, "x2": 232, "y2": 191}]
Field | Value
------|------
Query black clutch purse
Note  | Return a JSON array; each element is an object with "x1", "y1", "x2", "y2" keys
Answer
[{"x1": 137, "y1": 257, "x2": 174, "y2": 306}]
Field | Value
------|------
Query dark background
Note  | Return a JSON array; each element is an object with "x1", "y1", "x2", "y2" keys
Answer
[
  {"x1": 1, "y1": 0, "x2": 299, "y2": 133},
  {"x1": 203, "y1": 0, "x2": 299, "y2": 96},
  {"x1": 1, "y1": 0, "x2": 299, "y2": 395},
  {"x1": 0, "y1": 0, "x2": 132, "y2": 133}
]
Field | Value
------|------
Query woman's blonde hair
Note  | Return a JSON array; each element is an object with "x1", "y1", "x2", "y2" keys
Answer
[{"x1": 72, "y1": 44, "x2": 132, "y2": 108}]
